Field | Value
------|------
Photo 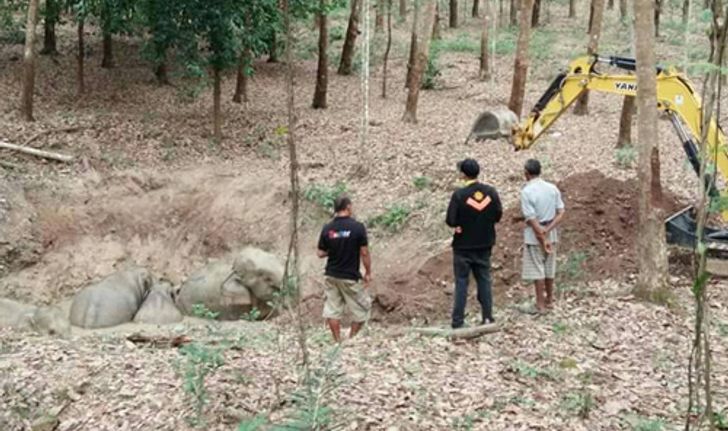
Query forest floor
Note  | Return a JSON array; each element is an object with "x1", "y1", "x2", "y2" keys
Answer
[{"x1": 2, "y1": 1, "x2": 728, "y2": 429}]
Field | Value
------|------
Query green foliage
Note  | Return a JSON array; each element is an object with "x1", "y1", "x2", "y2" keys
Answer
[
  {"x1": 303, "y1": 181, "x2": 348, "y2": 213},
  {"x1": 558, "y1": 250, "x2": 589, "y2": 281},
  {"x1": 438, "y1": 32, "x2": 479, "y2": 54},
  {"x1": 561, "y1": 391, "x2": 594, "y2": 419},
  {"x1": 615, "y1": 145, "x2": 638, "y2": 169},
  {"x1": 369, "y1": 204, "x2": 412, "y2": 232},
  {"x1": 452, "y1": 410, "x2": 489, "y2": 430},
  {"x1": 413, "y1": 175, "x2": 432, "y2": 190},
  {"x1": 329, "y1": 25, "x2": 345, "y2": 41},
  {"x1": 191, "y1": 303, "x2": 220, "y2": 320},
  {"x1": 240, "y1": 307, "x2": 261, "y2": 322},
  {"x1": 509, "y1": 359, "x2": 559, "y2": 380},
  {"x1": 622, "y1": 415, "x2": 666, "y2": 431},
  {"x1": 176, "y1": 342, "x2": 226, "y2": 426},
  {"x1": 422, "y1": 42, "x2": 442, "y2": 90},
  {"x1": 551, "y1": 321, "x2": 568, "y2": 335},
  {"x1": 237, "y1": 415, "x2": 268, "y2": 431}
]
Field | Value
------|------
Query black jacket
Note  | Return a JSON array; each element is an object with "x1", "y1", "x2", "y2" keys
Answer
[{"x1": 446, "y1": 182, "x2": 503, "y2": 250}]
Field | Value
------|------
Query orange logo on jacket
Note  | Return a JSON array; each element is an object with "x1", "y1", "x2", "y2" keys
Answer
[{"x1": 466, "y1": 191, "x2": 491, "y2": 212}]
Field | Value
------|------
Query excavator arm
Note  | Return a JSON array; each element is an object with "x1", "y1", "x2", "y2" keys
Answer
[{"x1": 470, "y1": 54, "x2": 728, "y2": 261}]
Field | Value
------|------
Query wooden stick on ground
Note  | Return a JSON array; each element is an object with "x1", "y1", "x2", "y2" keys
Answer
[
  {"x1": 0, "y1": 140, "x2": 74, "y2": 163},
  {"x1": 23, "y1": 126, "x2": 83, "y2": 147},
  {"x1": 410, "y1": 323, "x2": 500, "y2": 340}
]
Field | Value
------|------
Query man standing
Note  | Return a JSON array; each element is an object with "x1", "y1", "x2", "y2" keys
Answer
[
  {"x1": 317, "y1": 196, "x2": 372, "y2": 342},
  {"x1": 520, "y1": 159, "x2": 565, "y2": 312},
  {"x1": 446, "y1": 159, "x2": 503, "y2": 329}
]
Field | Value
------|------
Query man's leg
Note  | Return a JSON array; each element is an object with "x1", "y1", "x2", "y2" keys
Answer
[
  {"x1": 350, "y1": 321, "x2": 364, "y2": 338},
  {"x1": 534, "y1": 279, "x2": 547, "y2": 312},
  {"x1": 326, "y1": 318, "x2": 342, "y2": 342},
  {"x1": 341, "y1": 280, "x2": 372, "y2": 339},
  {"x1": 451, "y1": 251, "x2": 471, "y2": 329},
  {"x1": 473, "y1": 248, "x2": 494, "y2": 323},
  {"x1": 544, "y1": 245, "x2": 557, "y2": 308},
  {"x1": 322, "y1": 277, "x2": 346, "y2": 342},
  {"x1": 544, "y1": 278, "x2": 555, "y2": 308}
]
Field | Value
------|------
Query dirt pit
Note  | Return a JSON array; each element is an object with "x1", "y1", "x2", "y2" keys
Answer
[{"x1": 375, "y1": 170, "x2": 686, "y2": 323}]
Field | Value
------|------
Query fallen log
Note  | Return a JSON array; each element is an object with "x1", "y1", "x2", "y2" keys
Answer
[
  {"x1": 0, "y1": 140, "x2": 74, "y2": 163},
  {"x1": 126, "y1": 333, "x2": 192, "y2": 348},
  {"x1": 410, "y1": 323, "x2": 500, "y2": 340}
]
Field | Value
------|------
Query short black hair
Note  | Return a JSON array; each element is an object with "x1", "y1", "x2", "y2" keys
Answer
[
  {"x1": 457, "y1": 158, "x2": 480, "y2": 179},
  {"x1": 333, "y1": 196, "x2": 352, "y2": 213},
  {"x1": 525, "y1": 159, "x2": 541, "y2": 176}
]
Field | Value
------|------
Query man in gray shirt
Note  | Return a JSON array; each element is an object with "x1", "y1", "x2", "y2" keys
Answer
[{"x1": 520, "y1": 159, "x2": 565, "y2": 312}]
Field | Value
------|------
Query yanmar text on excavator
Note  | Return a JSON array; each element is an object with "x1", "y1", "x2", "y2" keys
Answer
[{"x1": 469, "y1": 54, "x2": 728, "y2": 273}]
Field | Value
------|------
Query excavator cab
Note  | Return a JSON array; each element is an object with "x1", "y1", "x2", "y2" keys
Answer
[{"x1": 471, "y1": 54, "x2": 728, "y2": 273}]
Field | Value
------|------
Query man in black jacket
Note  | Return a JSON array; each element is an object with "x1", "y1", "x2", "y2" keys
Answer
[{"x1": 446, "y1": 159, "x2": 503, "y2": 328}]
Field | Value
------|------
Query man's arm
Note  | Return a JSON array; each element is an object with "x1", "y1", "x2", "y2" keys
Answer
[
  {"x1": 526, "y1": 218, "x2": 552, "y2": 253},
  {"x1": 360, "y1": 246, "x2": 372, "y2": 285},
  {"x1": 491, "y1": 189, "x2": 503, "y2": 223},
  {"x1": 317, "y1": 228, "x2": 328, "y2": 258},
  {"x1": 544, "y1": 208, "x2": 565, "y2": 233},
  {"x1": 316, "y1": 249, "x2": 328, "y2": 258},
  {"x1": 445, "y1": 192, "x2": 459, "y2": 228}
]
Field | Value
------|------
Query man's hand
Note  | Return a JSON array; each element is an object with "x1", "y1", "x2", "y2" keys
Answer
[
  {"x1": 316, "y1": 249, "x2": 328, "y2": 258},
  {"x1": 454, "y1": 226, "x2": 463, "y2": 234},
  {"x1": 363, "y1": 273, "x2": 372, "y2": 287}
]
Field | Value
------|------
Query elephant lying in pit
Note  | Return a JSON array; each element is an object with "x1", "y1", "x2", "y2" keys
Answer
[
  {"x1": 70, "y1": 266, "x2": 152, "y2": 329},
  {"x1": 133, "y1": 280, "x2": 183, "y2": 325},
  {"x1": 0, "y1": 298, "x2": 71, "y2": 337}
]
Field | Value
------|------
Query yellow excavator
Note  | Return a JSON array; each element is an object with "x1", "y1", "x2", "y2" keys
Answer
[{"x1": 470, "y1": 54, "x2": 728, "y2": 266}]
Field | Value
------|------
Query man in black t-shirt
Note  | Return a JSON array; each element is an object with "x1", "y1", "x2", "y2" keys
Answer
[
  {"x1": 446, "y1": 159, "x2": 503, "y2": 329},
  {"x1": 317, "y1": 196, "x2": 372, "y2": 342}
]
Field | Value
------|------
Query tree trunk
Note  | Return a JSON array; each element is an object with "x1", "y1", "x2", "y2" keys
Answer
[
  {"x1": 268, "y1": 31, "x2": 279, "y2": 63},
  {"x1": 450, "y1": 0, "x2": 459, "y2": 27},
  {"x1": 616, "y1": 95, "x2": 635, "y2": 148},
  {"x1": 682, "y1": 0, "x2": 689, "y2": 24},
  {"x1": 633, "y1": 0, "x2": 668, "y2": 298},
  {"x1": 620, "y1": 0, "x2": 628, "y2": 19},
  {"x1": 608, "y1": 0, "x2": 615, "y2": 9},
  {"x1": 433, "y1": 2, "x2": 442, "y2": 39},
  {"x1": 101, "y1": 33, "x2": 113, "y2": 68},
  {"x1": 213, "y1": 67, "x2": 222, "y2": 141},
  {"x1": 499, "y1": 0, "x2": 505, "y2": 26},
  {"x1": 313, "y1": 0, "x2": 328, "y2": 109},
  {"x1": 41, "y1": 0, "x2": 58, "y2": 55},
  {"x1": 403, "y1": 0, "x2": 437, "y2": 123},
  {"x1": 400, "y1": 0, "x2": 408, "y2": 18},
  {"x1": 473, "y1": 0, "x2": 480, "y2": 16},
  {"x1": 654, "y1": 0, "x2": 661, "y2": 37},
  {"x1": 339, "y1": 0, "x2": 362, "y2": 75},
  {"x1": 532, "y1": 0, "x2": 541, "y2": 26},
  {"x1": 155, "y1": 62, "x2": 170, "y2": 85},
  {"x1": 21, "y1": 0, "x2": 39, "y2": 121},
  {"x1": 510, "y1": 0, "x2": 518, "y2": 25},
  {"x1": 574, "y1": 0, "x2": 604, "y2": 115},
  {"x1": 383, "y1": 0, "x2": 393, "y2": 98},
  {"x1": 233, "y1": 52, "x2": 250, "y2": 104},
  {"x1": 588, "y1": 0, "x2": 594, "y2": 32},
  {"x1": 406, "y1": 0, "x2": 421, "y2": 88},
  {"x1": 479, "y1": 0, "x2": 491, "y2": 80},
  {"x1": 77, "y1": 20, "x2": 85, "y2": 96},
  {"x1": 508, "y1": 0, "x2": 534, "y2": 117},
  {"x1": 569, "y1": 0, "x2": 576, "y2": 17},
  {"x1": 376, "y1": 0, "x2": 385, "y2": 32}
]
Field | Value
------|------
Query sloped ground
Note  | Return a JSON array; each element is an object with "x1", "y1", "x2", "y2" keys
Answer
[{"x1": 2, "y1": 281, "x2": 727, "y2": 430}]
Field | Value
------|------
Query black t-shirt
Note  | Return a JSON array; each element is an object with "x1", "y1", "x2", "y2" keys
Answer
[
  {"x1": 318, "y1": 216, "x2": 368, "y2": 281},
  {"x1": 446, "y1": 181, "x2": 503, "y2": 250}
]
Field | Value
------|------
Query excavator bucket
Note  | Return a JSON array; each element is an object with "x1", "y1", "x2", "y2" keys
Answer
[
  {"x1": 666, "y1": 206, "x2": 728, "y2": 276},
  {"x1": 469, "y1": 109, "x2": 519, "y2": 142}
]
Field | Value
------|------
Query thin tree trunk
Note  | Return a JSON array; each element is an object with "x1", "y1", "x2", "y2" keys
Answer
[
  {"x1": 101, "y1": 33, "x2": 113, "y2": 68},
  {"x1": 406, "y1": 0, "x2": 421, "y2": 88},
  {"x1": 511, "y1": 0, "x2": 518, "y2": 25},
  {"x1": 41, "y1": 0, "x2": 58, "y2": 55},
  {"x1": 233, "y1": 53, "x2": 249, "y2": 103},
  {"x1": 450, "y1": 0, "x2": 459, "y2": 27},
  {"x1": 21, "y1": 0, "x2": 39, "y2": 121},
  {"x1": 313, "y1": 0, "x2": 329, "y2": 109},
  {"x1": 588, "y1": 0, "x2": 594, "y2": 32},
  {"x1": 155, "y1": 62, "x2": 170, "y2": 85},
  {"x1": 433, "y1": 2, "x2": 442, "y2": 39},
  {"x1": 213, "y1": 67, "x2": 222, "y2": 141},
  {"x1": 569, "y1": 0, "x2": 577, "y2": 17},
  {"x1": 508, "y1": 0, "x2": 534, "y2": 117},
  {"x1": 682, "y1": 0, "x2": 689, "y2": 24},
  {"x1": 633, "y1": 0, "x2": 668, "y2": 298},
  {"x1": 574, "y1": 0, "x2": 605, "y2": 115},
  {"x1": 383, "y1": 0, "x2": 393, "y2": 97},
  {"x1": 616, "y1": 95, "x2": 635, "y2": 147},
  {"x1": 339, "y1": 0, "x2": 362, "y2": 75},
  {"x1": 608, "y1": 0, "x2": 615, "y2": 9},
  {"x1": 400, "y1": 0, "x2": 408, "y2": 18},
  {"x1": 403, "y1": 0, "x2": 437, "y2": 123},
  {"x1": 654, "y1": 0, "x2": 661, "y2": 37},
  {"x1": 473, "y1": 0, "x2": 481, "y2": 16},
  {"x1": 376, "y1": 0, "x2": 385, "y2": 31},
  {"x1": 479, "y1": 0, "x2": 492, "y2": 80},
  {"x1": 620, "y1": 0, "x2": 628, "y2": 19},
  {"x1": 268, "y1": 31, "x2": 279, "y2": 63},
  {"x1": 77, "y1": 20, "x2": 85, "y2": 96},
  {"x1": 532, "y1": 0, "x2": 541, "y2": 26},
  {"x1": 499, "y1": 0, "x2": 505, "y2": 25}
]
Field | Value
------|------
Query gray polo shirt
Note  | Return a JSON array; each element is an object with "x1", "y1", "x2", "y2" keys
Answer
[{"x1": 520, "y1": 178, "x2": 565, "y2": 245}]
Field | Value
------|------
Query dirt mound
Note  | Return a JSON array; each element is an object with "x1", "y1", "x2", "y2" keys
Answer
[{"x1": 378, "y1": 170, "x2": 685, "y2": 322}]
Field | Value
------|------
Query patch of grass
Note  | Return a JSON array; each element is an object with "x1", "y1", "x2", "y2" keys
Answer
[
  {"x1": 530, "y1": 29, "x2": 556, "y2": 61},
  {"x1": 438, "y1": 32, "x2": 479, "y2": 54},
  {"x1": 561, "y1": 391, "x2": 594, "y2": 419},
  {"x1": 303, "y1": 181, "x2": 348, "y2": 213},
  {"x1": 718, "y1": 320, "x2": 728, "y2": 337},
  {"x1": 622, "y1": 415, "x2": 667, "y2": 431},
  {"x1": 191, "y1": 303, "x2": 220, "y2": 320},
  {"x1": 413, "y1": 175, "x2": 432, "y2": 190},
  {"x1": 329, "y1": 25, "x2": 345, "y2": 42},
  {"x1": 176, "y1": 342, "x2": 225, "y2": 426},
  {"x1": 558, "y1": 250, "x2": 589, "y2": 281},
  {"x1": 552, "y1": 321, "x2": 569, "y2": 335},
  {"x1": 422, "y1": 42, "x2": 442, "y2": 90},
  {"x1": 369, "y1": 203, "x2": 412, "y2": 232},
  {"x1": 494, "y1": 29, "x2": 518, "y2": 55},
  {"x1": 509, "y1": 359, "x2": 559, "y2": 380},
  {"x1": 615, "y1": 145, "x2": 638, "y2": 169}
]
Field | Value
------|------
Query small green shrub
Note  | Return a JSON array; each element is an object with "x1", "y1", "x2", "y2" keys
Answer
[
  {"x1": 558, "y1": 250, "x2": 589, "y2": 281},
  {"x1": 191, "y1": 303, "x2": 220, "y2": 320},
  {"x1": 413, "y1": 175, "x2": 432, "y2": 190},
  {"x1": 422, "y1": 42, "x2": 442, "y2": 90},
  {"x1": 303, "y1": 182, "x2": 348, "y2": 212},
  {"x1": 369, "y1": 204, "x2": 412, "y2": 232},
  {"x1": 329, "y1": 25, "x2": 345, "y2": 41},
  {"x1": 615, "y1": 145, "x2": 638, "y2": 169},
  {"x1": 561, "y1": 391, "x2": 594, "y2": 419},
  {"x1": 176, "y1": 342, "x2": 226, "y2": 426},
  {"x1": 622, "y1": 415, "x2": 666, "y2": 431}
]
